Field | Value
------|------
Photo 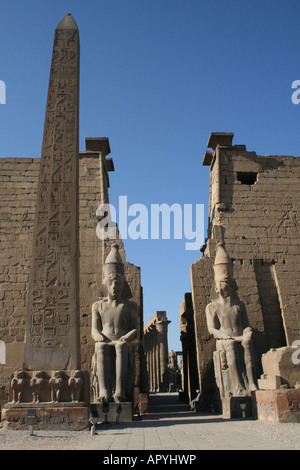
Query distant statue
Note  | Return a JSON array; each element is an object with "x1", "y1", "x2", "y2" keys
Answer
[
  {"x1": 91, "y1": 244, "x2": 138, "y2": 403},
  {"x1": 206, "y1": 244, "x2": 258, "y2": 398},
  {"x1": 167, "y1": 350, "x2": 181, "y2": 392},
  {"x1": 168, "y1": 350, "x2": 178, "y2": 371}
]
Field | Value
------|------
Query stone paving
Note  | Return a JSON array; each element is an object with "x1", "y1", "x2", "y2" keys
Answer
[{"x1": 0, "y1": 393, "x2": 300, "y2": 451}]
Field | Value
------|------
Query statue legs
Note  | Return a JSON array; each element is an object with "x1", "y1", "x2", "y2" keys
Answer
[
  {"x1": 241, "y1": 337, "x2": 257, "y2": 391},
  {"x1": 216, "y1": 338, "x2": 257, "y2": 397},
  {"x1": 95, "y1": 342, "x2": 114, "y2": 402},
  {"x1": 94, "y1": 341, "x2": 133, "y2": 403},
  {"x1": 222, "y1": 340, "x2": 246, "y2": 396},
  {"x1": 114, "y1": 341, "x2": 130, "y2": 402}
]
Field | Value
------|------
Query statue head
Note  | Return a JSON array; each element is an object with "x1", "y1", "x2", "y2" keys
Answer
[
  {"x1": 102, "y1": 244, "x2": 125, "y2": 300},
  {"x1": 106, "y1": 272, "x2": 124, "y2": 300},
  {"x1": 215, "y1": 276, "x2": 237, "y2": 298},
  {"x1": 213, "y1": 243, "x2": 237, "y2": 298}
]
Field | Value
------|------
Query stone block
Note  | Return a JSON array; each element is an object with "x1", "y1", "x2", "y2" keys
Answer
[
  {"x1": 221, "y1": 396, "x2": 253, "y2": 419},
  {"x1": 260, "y1": 347, "x2": 300, "y2": 388},
  {"x1": 258, "y1": 374, "x2": 282, "y2": 390},
  {"x1": 90, "y1": 402, "x2": 133, "y2": 423},
  {"x1": 1, "y1": 402, "x2": 89, "y2": 430},
  {"x1": 255, "y1": 389, "x2": 300, "y2": 422}
]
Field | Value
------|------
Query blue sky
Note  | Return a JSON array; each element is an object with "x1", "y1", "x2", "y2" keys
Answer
[{"x1": 0, "y1": 0, "x2": 300, "y2": 353}]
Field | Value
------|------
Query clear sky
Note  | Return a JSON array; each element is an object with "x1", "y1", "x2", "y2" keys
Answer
[{"x1": 0, "y1": 0, "x2": 300, "y2": 353}]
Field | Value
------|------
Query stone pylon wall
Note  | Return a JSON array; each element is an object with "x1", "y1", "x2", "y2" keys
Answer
[{"x1": 191, "y1": 133, "x2": 300, "y2": 407}]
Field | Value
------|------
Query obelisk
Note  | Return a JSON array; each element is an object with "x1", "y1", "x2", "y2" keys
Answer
[{"x1": 23, "y1": 13, "x2": 80, "y2": 371}]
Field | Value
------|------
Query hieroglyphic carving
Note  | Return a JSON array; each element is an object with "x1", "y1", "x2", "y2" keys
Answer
[{"x1": 24, "y1": 14, "x2": 80, "y2": 370}]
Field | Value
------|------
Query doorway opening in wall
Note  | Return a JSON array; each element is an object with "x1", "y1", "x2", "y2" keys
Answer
[{"x1": 237, "y1": 172, "x2": 257, "y2": 185}]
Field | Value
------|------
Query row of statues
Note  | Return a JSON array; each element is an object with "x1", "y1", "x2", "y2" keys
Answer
[{"x1": 11, "y1": 369, "x2": 83, "y2": 404}]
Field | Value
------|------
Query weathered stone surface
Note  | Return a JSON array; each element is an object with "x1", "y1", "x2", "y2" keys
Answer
[
  {"x1": 189, "y1": 132, "x2": 300, "y2": 410},
  {"x1": 255, "y1": 389, "x2": 300, "y2": 423},
  {"x1": 222, "y1": 395, "x2": 253, "y2": 419},
  {"x1": 0, "y1": 154, "x2": 109, "y2": 398},
  {"x1": 90, "y1": 402, "x2": 133, "y2": 423},
  {"x1": 258, "y1": 347, "x2": 300, "y2": 389},
  {"x1": 1, "y1": 402, "x2": 89, "y2": 430},
  {"x1": 258, "y1": 374, "x2": 281, "y2": 390},
  {"x1": 23, "y1": 13, "x2": 80, "y2": 371}
]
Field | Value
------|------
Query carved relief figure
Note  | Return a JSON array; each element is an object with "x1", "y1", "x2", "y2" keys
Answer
[
  {"x1": 206, "y1": 244, "x2": 258, "y2": 397},
  {"x1": 91, "y1": 244, "x2": 138, "y2": 403}
]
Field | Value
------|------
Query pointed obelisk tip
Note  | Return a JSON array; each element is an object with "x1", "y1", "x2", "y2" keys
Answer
[{"x1": 56, "y1": 13, "x2": 78, "y2": 30}]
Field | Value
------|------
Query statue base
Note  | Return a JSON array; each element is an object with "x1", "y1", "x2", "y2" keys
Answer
[
  {"x1": 221, "y1": 396, "x2": 253, "y2": 419},
  {"x1": 1, "y1": 402, "x2": 89, "y2": 430},
  {"x1": 90, "y1": 402, "x2": 133, "y2": 423},
  {"x1": 254, "y1": 389, "x2": 300, "y2": 423}
]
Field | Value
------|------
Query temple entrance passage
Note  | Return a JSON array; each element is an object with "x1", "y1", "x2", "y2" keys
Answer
[{"x1": 147, "y1": 392, "x2": 190, "y2": 416}]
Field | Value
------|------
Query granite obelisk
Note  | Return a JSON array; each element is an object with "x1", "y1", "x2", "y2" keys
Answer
[{"x1": 23, "y1": 13, "x2": 80, "y2": 371}]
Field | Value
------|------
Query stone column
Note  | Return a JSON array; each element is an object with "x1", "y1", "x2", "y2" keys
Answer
[
  {"x1": 156, "y1": 318, "x2": 170, "y2": 391},
  {"x1": 150, "y1": 349, "x2": 154, "y2": 391},
  {"x1": 143, "y1": 311, "x2": 171, "y2": 393},
  {"x1": 149, "y1": 331, "x2": 155, "y2": 391},
  {"x1": 154, "y1": 321, "x2": 159, "y2": 390}
]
